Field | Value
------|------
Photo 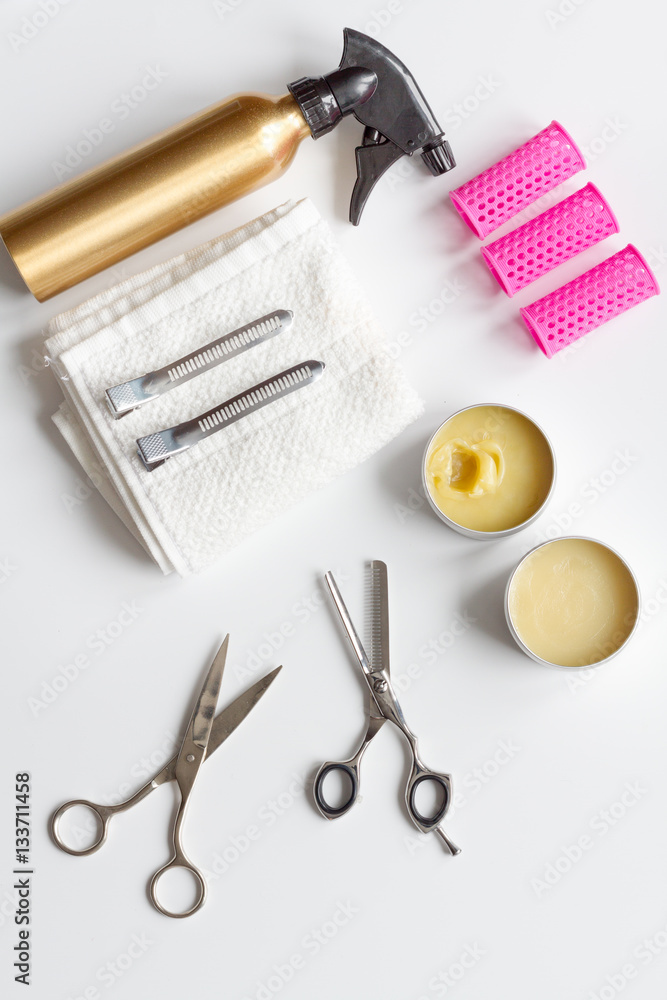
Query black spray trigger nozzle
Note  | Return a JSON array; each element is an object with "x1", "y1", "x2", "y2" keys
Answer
[{"x1": 288, "y1": 28, "x2": 455, "y2": 224}]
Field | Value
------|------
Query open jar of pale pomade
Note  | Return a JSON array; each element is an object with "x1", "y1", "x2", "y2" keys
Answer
[
  {"x1": 422, "y1": 404, "x2": 555, "y2": 537},
  {"x1": 505, "y1": 537, "x2": 639, "y2": 667}
]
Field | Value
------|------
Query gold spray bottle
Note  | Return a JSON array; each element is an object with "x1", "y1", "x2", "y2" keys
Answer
[{"x1": 0, "y1": 29, "x2": 454, "y2": 301}]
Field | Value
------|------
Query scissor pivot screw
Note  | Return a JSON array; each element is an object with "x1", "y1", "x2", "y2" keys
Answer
[
  {"x1": 373, "y1": 678, "x2": 387, "y2": 693},
  {"x1": 186, "y1": 754, "x2": 195, "y2": 762}
]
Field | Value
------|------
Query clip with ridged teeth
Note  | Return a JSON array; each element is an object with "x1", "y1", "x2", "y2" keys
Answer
[
  {"x1": 136, "y1": 360, "x2": 325, "y2": 471},
  {"x1": 105, "y1": 310, "x2": 293, "y2": 417}
]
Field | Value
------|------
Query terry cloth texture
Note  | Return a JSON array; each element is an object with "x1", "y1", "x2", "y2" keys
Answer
[{"x1": 45, "y1": 199, "x2": 423, "y2": 575}]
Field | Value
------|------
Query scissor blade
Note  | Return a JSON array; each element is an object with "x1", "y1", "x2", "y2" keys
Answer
[
  {"x1": 325, "y1": 568, "x2": 398, "y2": 728},
  {"x1": 178, "y1": 635, "x2": 229, "y2": 762},
  {"x1": 369, "y1": 560, "x2": 390, "y2": 677},
  {"x1": 206, "y1": 665, "x2": 282, "y2": 756},
  {"x1": 324, "y1": 571, "x2": 371, "y2": 673},
  {"x1": 152, "y1": 666, "x2": 282, "y2": 788}
]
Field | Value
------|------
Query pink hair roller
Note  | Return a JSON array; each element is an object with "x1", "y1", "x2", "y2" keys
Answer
[
  {"x1": 520, "y1": 245, "x2": 660, "y2": 358},
  {"x1": 480, "y1": 184, "x2": 619, "y2": 296},
  {"x1": 449, "y1": 121, "x2": 585, "y2": 238}
]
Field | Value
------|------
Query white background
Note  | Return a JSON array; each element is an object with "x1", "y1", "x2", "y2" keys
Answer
[{"x1": 1, "y1": 1, "x2": 666, "y2": 998}]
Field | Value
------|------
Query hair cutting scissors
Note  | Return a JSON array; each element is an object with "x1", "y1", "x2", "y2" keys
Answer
[
  {"x1": 50, "y1": 636, "x2": 281, "y2": 917},
  {"x1": 314, "y1": 561, "x2": 460, "y2": 855}
]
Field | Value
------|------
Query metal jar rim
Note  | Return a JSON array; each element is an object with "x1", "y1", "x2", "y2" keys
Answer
[
  {"x1": 421, "y1": 403, "x2": 557, "y2": 540},
  {"x1": 504, "y1": 535, "x2": 641, "y2": 669}
]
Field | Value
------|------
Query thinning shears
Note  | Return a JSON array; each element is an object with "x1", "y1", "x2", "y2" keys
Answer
[
  {"x1": 314, "y1": 561, "x2": 460, "y2": 855},
  {"x1": 50, "y1": 636, "x2": 281, "y2": 917}
]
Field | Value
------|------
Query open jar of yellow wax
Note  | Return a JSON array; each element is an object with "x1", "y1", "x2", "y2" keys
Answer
[
  {"x1": 505, "y1": 537, "x2": 640, "y2": 667},
  {"x1": 422, "y1": 404, "x2": 556, "y2": 538}
]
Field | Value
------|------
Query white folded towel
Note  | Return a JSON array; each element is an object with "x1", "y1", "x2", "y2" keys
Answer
[{"x1": 45, "y1": 199, "x2": 423, "y2": 575}]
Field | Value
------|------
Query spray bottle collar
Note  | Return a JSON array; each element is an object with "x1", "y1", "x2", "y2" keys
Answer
[{"x1": 287, "y1": 67, "x2": 377, "y2": 140}]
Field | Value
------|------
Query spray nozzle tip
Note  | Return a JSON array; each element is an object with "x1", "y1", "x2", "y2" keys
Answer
[{"x1": 421, "y1": 138, "x2": 456, "y2": 176}]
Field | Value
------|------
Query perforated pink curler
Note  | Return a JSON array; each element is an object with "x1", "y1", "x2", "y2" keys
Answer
[
  {"x1": 520, "y1": 245, "x2": 660, "y2": 358},
  {"x1": 449, "y1": 121, "x2": 585, "y2": 239},
  {"x1": 481, "y1": 184, "x2": 619, "y2": 296}
]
